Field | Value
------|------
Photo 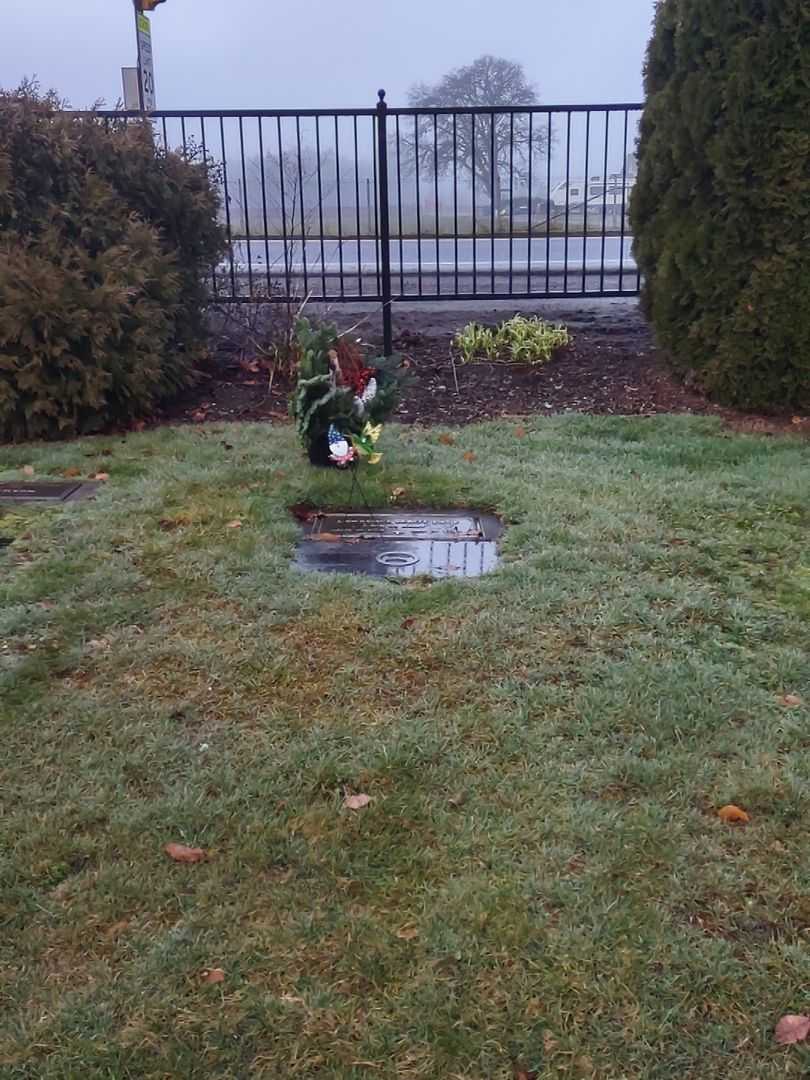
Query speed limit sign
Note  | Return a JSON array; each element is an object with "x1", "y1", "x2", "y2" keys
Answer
[{"x1": 136, "y1": 13, "x2": 156, "y2": 111}]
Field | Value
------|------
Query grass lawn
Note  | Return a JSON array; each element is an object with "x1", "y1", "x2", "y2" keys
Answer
[{"x1": 1, "y1": 415, "x2": 809, "y2": 1079}]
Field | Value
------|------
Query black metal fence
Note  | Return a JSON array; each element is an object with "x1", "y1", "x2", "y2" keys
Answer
[{"x1": 95, "y1": 93, "x2": 643, "y2": 351}]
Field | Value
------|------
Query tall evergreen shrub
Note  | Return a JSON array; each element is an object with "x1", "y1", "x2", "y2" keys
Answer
[
  {"x1": 0, "y1": 86, "x2": 226, "y2": 440},
  {"x1": 631, "y1": 1, "x2": 810, "y2": 410}
]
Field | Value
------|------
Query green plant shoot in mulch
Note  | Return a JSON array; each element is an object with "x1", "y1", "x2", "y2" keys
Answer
[
  {"x1": 1, "y1": 416, "x2": 809, "y2": 1079},
  {"x1": 454, "y1": 315, "x2": 570, "y2": 364}
]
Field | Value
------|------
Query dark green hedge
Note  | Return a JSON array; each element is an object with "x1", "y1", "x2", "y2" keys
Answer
[
  {"x1": 631, "y1": 1, "x2": 810, "y2": 411},
  {"x1": 0, "y1": 87, "x2": 226, "y2": 440}
]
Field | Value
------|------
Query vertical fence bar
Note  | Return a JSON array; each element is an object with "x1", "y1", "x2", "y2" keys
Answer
[
  {"x1": 200, "y1": 116, "x2": 218, "y2": 300},
  {"x1": 545, "y1": 112, "x2": 552, "y2": 294},
  {"x1": 490, "y1": 113, "x2": 496, "y2": 293},
  {"x1": 634, "y1": 112, "x2": 641, "y2": 293},
  {"x1": 276, "y1": 117, "x2": 292, "y2": 299},
  {"x1": 527, "y1": 112, "x2": 534, "y2": 293},
  {"x1": 564, "y1": 110, "x2": 572, "y2": 294},
  {"x1": 295, "y1": 116, "x2": 308, "y2": 298},
  {"x1": 619, "y1": 109, "x2": 629, "y2": 293},
  {"x1": 161, "y1": 116, "x2": 168, "y2": 152},
  {"x1": 180, "y1": 115, "x2": 187, "y2": 159},
  {"x1": 452, "y1": 113, "x2": 459, "y2": 296},
  {"x1": 353, "y1": 116, "x2": 363, "y2": 297},
  {"x1": 238, "y1": 116, "x2": 253, "y2": 297},
  {"x1": 471, "y1": 114, "x2": 477, "y2": 294},
  {"x1": 600, "y1": 110, "x2": 610, "y2": 294},
  {"x1": 372, "y1": 112, "x2": 381, "y2": 296},
  {"x1": 334, "y1": 116, "x2": 345, "y2": 298},
  {"x1": 434, "y1": 113, "x2": 440, "y2": 296},
  {"x1": 314, "y1": 117, "x2": 327, "y2": 298},
  {"x1": 257, "y1": 118, "x2": 272, "y2": 295},
  {"x1": 508, "y1": 111, "x2": 514, "y2": 295},
  {"x1": 582, "y1": 109, "x2": 590, "y2": 292},
  {"x1": 376, "y1": 90, "x2": 393, "y2": 356},
  {"x1": 414, "y1": 114, "x2": 422, "y2": 297},
  {"x1": 219, "y1": 117, "x2": 237, "y2": 298},
  {"x1": 395, "y1": 115, "x2": 405, "y2": 296}
]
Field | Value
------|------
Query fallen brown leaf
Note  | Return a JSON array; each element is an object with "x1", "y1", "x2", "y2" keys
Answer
[
  {"x1": 512, "y1": 1067, "x2": 538, "y2": 1080},
  {"x1": 566, "y1": 854, "x2": 587, "y2": 875},
  {"x1": 104, "y1": 919, "x2": 130, "y2": 939},
  {"x1": 159, "y1": 514, "x2": 193, "y2": 531},
  {"x1": 775, "y1": 1014, "x2": 810, "y2": 1045},
  {"x1": 62, "y1": 467, "x2": 82, "y2": 478},
  {"x1": 226, "y1": 519, "x2": 243, "y2": 529},
  {"x1": 164, "y1": 842, "x2": 208, "y2": 863},
  {"x1": 391, "y1": 486, "x2": 407, "y2": 499},
  {"x1": 779, "y1": 693, "x2": 803, "y2": 708},
  {"x1": 313, "y1": 531, "x2": 342, "y2": 542},
  {"x1": 514, "y1": 425, "x2": 527, "y2": 438},
  {"x1": 462, "y1": 450, "x2": 476, "y2": 463},
  {"x1": 438, "y1": 433, "x2": 455, "y2": 446},
  {"x1": 401, "y1": 617, "x2": 417, "y2": 630},
  {"x1": 200, "y1": 968, "x2": 225, "y2": 984},
  {"x1": 21, "y1": 465, "x2": 35, "y2": 477},
  {"x1": 289, "y1": 503, "x2": 316, "y2": 522},
  {"x1": 717, "y1": 804, "x2": 750, "y2": 824},
  {"x1": 395, "y1": 924, "x2": 419, "y2": 941},
  {"x1": 344, "y1": 793, "x2": 372, "y2": 811}
]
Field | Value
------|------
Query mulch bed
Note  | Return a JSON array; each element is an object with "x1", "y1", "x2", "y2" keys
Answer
[{"x1": 157, "y1": 307, "x2": 808, "y2": 437}]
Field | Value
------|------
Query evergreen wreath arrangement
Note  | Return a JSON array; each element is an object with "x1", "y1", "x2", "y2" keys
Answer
[{"x1": 290, "y1": 318, "x2": 407, "y2": 467}]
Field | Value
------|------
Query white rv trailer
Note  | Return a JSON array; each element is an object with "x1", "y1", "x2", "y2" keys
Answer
[{"x1": 549, "y1": 174, "x2": 636, "y2": 212}]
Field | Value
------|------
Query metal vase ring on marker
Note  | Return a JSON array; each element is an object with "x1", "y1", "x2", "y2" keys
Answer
[{"x1": 296, "y1": 509, "x2": 503, "y2": 579}]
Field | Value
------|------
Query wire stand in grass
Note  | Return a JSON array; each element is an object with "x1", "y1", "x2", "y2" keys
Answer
[
  {"x1": 449, "y1": 345, "x2": 460, "y2": 395},
  {"x1": 347, "y1": 459, "x2": 376, "y2": 517}
]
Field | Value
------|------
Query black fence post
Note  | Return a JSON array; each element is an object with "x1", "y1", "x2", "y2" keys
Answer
[{"x1": 376, "y1": 89, "x2": 394, "y2": 356}]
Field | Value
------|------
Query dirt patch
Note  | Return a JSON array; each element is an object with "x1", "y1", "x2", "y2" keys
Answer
[
  {"x1": 157, "y1": 303, "x2": 809, "y2": 435},
  {"x1": 392, "y1": 321, "x2": 714, "y2": 424}
]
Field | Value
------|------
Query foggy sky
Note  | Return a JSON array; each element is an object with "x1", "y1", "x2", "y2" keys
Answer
[{"x1": 3, "y1": 0, "x2": 657, "y2": 111}]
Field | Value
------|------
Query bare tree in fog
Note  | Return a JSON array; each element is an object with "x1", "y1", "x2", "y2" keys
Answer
[{"x1": 406, "y1": 55, "x2": 545, "y2": 211}]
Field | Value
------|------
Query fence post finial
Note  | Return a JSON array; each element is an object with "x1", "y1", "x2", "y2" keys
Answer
[{"x1": 377, "y1": 89, "x2": 386, "y2": 104}]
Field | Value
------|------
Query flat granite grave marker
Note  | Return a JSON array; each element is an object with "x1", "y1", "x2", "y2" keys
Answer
[
  {"x1": 296, "y1": 509, "x2": 503, "y2": 579},
  {"x1": 0, "y1": 481, "x2": 99, "y2": 504}
]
